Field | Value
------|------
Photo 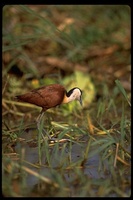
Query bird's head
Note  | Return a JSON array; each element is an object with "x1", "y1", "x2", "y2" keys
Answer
[{"x1": 63, "y1": 87, "x2": 82, "y2": 106}]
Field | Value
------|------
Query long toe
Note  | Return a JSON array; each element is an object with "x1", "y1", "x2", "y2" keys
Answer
[{"x1": 42, "y1": 128, "x2": 51, "y2": 140}]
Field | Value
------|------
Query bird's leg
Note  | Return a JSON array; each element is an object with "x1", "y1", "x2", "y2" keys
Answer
[{"x1": 36, "y1": 110, "x2": 51, "y2": 140}]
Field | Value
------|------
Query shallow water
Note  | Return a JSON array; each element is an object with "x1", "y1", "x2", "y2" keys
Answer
[{"x1": 3, "y1": 127, "x2": 131, "y2": 197}]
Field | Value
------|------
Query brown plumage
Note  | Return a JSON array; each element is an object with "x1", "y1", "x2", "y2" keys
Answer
[
  {"x1": 16, "y1": 84, "x2": 82, "y2": 140},
  {"x1": 16, "y1": 84, "x2": 67, "y2": 112}
]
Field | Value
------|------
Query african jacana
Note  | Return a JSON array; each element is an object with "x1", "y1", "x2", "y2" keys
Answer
[{"x1": 16, "y1": 84, "x2": 82, "y2": 140}]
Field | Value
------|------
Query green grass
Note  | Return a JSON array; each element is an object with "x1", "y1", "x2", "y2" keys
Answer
[{"x1": 2, "y1": 5, "x2": 131, "y2": 197}]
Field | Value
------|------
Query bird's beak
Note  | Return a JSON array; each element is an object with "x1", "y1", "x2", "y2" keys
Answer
[{"x1": 79, "y1": 97, "x2": 82, "y2": 106}]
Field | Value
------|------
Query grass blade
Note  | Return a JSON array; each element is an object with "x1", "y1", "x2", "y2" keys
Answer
[{"x1": 115, "y1": 79, "x2": 131, "y2": 107}]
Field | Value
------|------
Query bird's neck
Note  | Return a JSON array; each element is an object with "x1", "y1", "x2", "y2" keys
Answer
[
  {"x1": 62, "y1": 94, "x2": 69, "y2": 104},
  {"x1": 62, "y1": 93, "x2": 75, "y2": 104}
]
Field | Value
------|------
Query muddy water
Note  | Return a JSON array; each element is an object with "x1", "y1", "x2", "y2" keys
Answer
[
  {"x1": 9, "y1": 127, "x2": 130, "y2": 197},
  {"x1": 13, "y1": 128, "x2": 110, "y2": 194}
]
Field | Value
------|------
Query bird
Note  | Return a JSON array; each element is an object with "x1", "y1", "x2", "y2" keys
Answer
[{"x1": 16, "y1": 84, "x2": 82, "y2": 140}]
